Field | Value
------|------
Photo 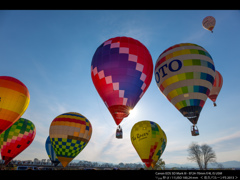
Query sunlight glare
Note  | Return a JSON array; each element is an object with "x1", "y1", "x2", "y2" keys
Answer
[{"x1": 129, "y1": 108, "x2": 138, "y2": 117}]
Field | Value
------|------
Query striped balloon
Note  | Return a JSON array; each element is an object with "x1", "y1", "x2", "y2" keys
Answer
[
  {"x1": 49, "y1": 112, "x2": 92, "y2": 168},
  {"x1": 0, "y1": 76, "x2": 30, "y2": 134},
  {"x1": 208, "y1": 70, "x2": 223, "y2": 106},
  {"x1": 155, "y1": 43, "x2": 215, "y2": 125},
  {"x1": 0, "y1": 118, "x2": 36, "y2": 165},
  {"x1": 45, "y1": 136, "x2": 60, "y2": 166},
  {"x1": 202, "y1": 16, "x2": 216, "y2": 33}
]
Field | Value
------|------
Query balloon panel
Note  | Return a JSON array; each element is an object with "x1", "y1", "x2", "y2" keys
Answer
[
  {"x1": 0, "y1": 118, "x2": 36, "y2": 165},
  {"x1": 45, "y1": 136, "x2": 60, "y2": 166},
  {"x1": 202, "y1": 16, "x2": 216, "y2": 31},
  {"x1": 155, "y1": 43, "x2": 215, "y2": 124},
  {"x1": 151, "y1": 130, "x2": 167, "y2": 168},
  {"x1": 131, "y1": 121, "x2": 166, "y2": 168},
  {"x1": 49, "y1": 112, "x2": 92, "y2": 167},
  {"x1": 91, "y1": 36, "x2": 153, "y2": 125},
  {"x1": 208, "y1": 70, "x2": 223, "y2": 102},
  {"x1": 0, "y1": 76, "x2": 30, "y2": 134}
]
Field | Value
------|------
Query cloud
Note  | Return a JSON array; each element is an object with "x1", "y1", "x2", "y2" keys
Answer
[
  {"x1": 97, "y1": 15, "x2": 153, "y2": 48},
  {"x1": 31, "y1": 60, "x2": 52, "y2": 86},
  {"x1": 207, "y1": 131, "x2": 240, "y2": 145},
  {"x1": 161, "y1": 130, "x2": 240, "y2": 164},
  {"x1": 181, "y1": 29, "x2": 207, "y2": 43},
  {"x1": 165, "y1": 131, "x2": 240, "y2": 155},
  {"x1": 93, "y1": 131, "x2": 115, "y2": 160},
  {"x1": 46, "y1": 101, "x2": 68, "y2": 115},
  {"x1": 205, "y1": 131, "x2": 240, "y2": 154},
  {"x1": 76, "y1": 118, "x2": 139, "y2": 164}
]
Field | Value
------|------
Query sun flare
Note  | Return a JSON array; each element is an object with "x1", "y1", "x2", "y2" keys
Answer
[{"x1": 129, "y1": 108, "x2": 138, "y2": 117}]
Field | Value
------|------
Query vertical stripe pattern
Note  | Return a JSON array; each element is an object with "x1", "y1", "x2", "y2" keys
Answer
[{"x1": 208, "y1": 70, "x2": 223, "y2": 103}]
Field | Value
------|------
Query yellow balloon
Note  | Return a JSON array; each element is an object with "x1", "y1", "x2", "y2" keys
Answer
[
  {"x1": 151, "y1": 130, "x2": 167, "y2": 168},
  {"x1": 130, "y1": 121, "x2": 167, "y2": 168}
]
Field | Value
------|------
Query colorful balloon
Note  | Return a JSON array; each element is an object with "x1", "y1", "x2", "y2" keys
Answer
[
  {"x1": 151, "y1": 130, "x2": 167, "y2": 168},
  {"x1": 208, "y1": 70, "x2": 223, "y2": 106},
  {"x1": 45, "y1": 136, "x2": 60, "y2": 166},
  {"x1": 0, "y1": 76, "x2": 30, "y2": 134},
  {"x1": 155, "y1": 43, "x2": 215, "y2": 126},
  {"x1": 91, "y1": 36, "x2": 153, "y2": 126},
  {"x1": 202, "y1": 16, "x2": 216, "y2": 33},
  {"x1": 131, "y1": 121, "x2": 167, "y2": 168},
  {"x1": 0, "y1": 118, "x2": 36, "y2": 165},
  {"x1": 49, "y1": 112, "x2": 92, "y2": 168}
]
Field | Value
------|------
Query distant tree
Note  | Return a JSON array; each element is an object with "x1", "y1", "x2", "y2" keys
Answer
[
  {"x1": 145, "y1": 158, "x2": 165, "y2": 170},
  {"x1": 187, "y1": 142, "x2": 203, "y2": 170},
  {"x1": 217, "y1": 163, "x2": 224, "y2": 169},
  {"x1": 118, "y1": 162, "x2": 124, "y2": 168},
  {"x1": 187, "y1": 142, "x2": 216, "y2": 170},
  {"x1": 155, "y1": 158, "x2": 165, "y2": 170},
  {"x1": 201, "y1": 144, "x2": 217, "y2": 169}
]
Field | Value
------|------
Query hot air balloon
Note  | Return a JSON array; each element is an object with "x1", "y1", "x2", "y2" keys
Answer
[
  {"x1": 202, "y1": 16, "x2": 216, "y2": 33},
  {"x1": 208, "y1": 70, "x2": 223, "y2": 106},
  {"x1": 155, "y1": 43, "x2": 215, "y2": 136},
  {"x1": 0, "y1": 118, "x2": 36, "y2": 165},
  {"x1": 49, "y1": 112, "x2": 92, "y2": 168},
  {"x1": 151, "y1": 130, "x2": 167, "y2": 168},
  {"x1": 91, "y1": 36, "x2": 153, "y2": 138},
  {"x1": 45, "y1": 136, "x2": 60, "y2": 166},
  {"x1": 0, "y1": 76, "x2": 30, "y2": 135},
  {"x1": 131, "y1": 120, "x2": 167, "y2": 168}
]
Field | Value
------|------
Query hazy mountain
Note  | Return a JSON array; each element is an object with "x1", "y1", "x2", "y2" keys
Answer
[
  {"x1": 220, "y1": 161, "x2": 240, "y2": 168},
  {"x1": 71, "y1": 160, "x2": 240, "y2": 168},
  {"x1": 165, "y1": 161, "x2": 240, "y2": 169},
  {"x1": 165, "y1": 163, "x2": 198, "y2": 168}
]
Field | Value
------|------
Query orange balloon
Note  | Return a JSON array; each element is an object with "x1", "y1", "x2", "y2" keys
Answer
[{"x1": 0, "y1": 76, "x2": 30, "y2": 134}]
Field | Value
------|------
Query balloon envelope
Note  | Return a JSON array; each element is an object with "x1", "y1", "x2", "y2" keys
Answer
[
  {"x1": 131, "y1": 120, "x2": 167, "y2": 168},
  {"x1": 202, "y1": 16, "x2": 216, "y2": 32},
  {"x1": 0, "y1": 118, "x2": 36, "y2": 165},
  {"x1": 155, "y1": 43, "x2": 215, "y2": 125},
  {"x1": 208, "y1": 70, "x2": 223, "y2": 104},
  {"x1": 0, "y1": 76, "x2": 30, "y2": 134},
  {"x1": 45, "y1": 136, "x2": 60, "y2": 166},
  {"x1": 49, "y1": 112, "x2": 92, "y2": 168},
  {"x1": 151, "y1": 130, "x2": 167, "y2": 168},
  {"x1": 91, "y1": 36, "x2": 153, "y2": 125}
]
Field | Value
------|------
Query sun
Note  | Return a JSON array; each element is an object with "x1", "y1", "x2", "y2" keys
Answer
[{"x1": 129, "y1": 108, "x2": 138, "y2": 117}]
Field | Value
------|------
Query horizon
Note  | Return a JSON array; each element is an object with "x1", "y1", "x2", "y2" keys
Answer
[
  {"x1": 4, "y1": 158, "x2": 240, "y2": 169},
  {"x1": 0, "y1": 10, "x2": 239, "y2": 165}
]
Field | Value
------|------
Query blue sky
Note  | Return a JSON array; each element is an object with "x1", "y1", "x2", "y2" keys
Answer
[{"x1": 0, "y1": 10, "x2": 240, "y2": 164}]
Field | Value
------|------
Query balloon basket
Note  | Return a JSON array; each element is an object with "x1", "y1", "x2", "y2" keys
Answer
[
  {"x1": 116, "y1": 125, "x2": 123, "y2": 139},
  {"x1": 191, "y1": 125, "x2": 199, "y2": 136}
]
